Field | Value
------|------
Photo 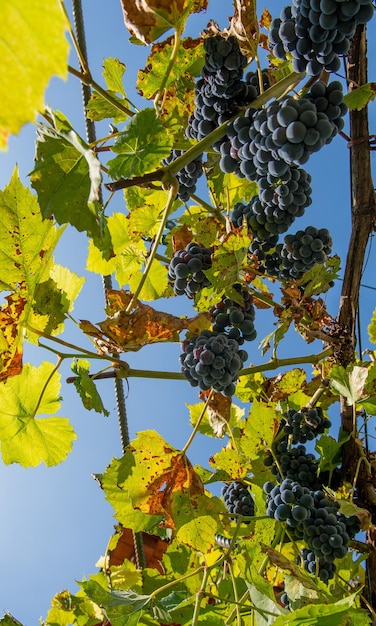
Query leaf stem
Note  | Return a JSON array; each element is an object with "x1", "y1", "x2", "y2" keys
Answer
[
  {"x1": 32, "y1": 356, "x2": 64, "y2": 417},
  {"x1": 59, "y1": 0, "x2": 91, "y2": 76},
  {"x1": 192, "y1": 567, "x2": 210, "y2": 625},
  {"x1": 228, "y1": 560, "x2": 241, "y2": 626},
  {"x1": 125, "y1": 180, "x2": 179, "y2": 313},
  {"x1": 239, "y1": 347, "x2": 332, "y2": 377},
  {"x1": 154, "y1": 29, "x2": 181, "y2": 111},
  {"x1": 181, "y1": 389, "x2": 214, "y2": 455},
  {"x1": 68, "y1": 65, "x2": 134, "y2": 118}
]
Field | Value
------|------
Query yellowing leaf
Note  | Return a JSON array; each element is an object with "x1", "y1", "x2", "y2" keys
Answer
[
  {"x1": 0, "y1": 0, "x2": 69, "y2": 149},
  {"x1": 0, "y1": 293, "x2": 25, "y2": 381},
  {"x1": 227, "y1": 0, "x2": 259, "y2": 59},
  {"x1": 0, "y1": 362, "x2": 76, "y2": 467}
]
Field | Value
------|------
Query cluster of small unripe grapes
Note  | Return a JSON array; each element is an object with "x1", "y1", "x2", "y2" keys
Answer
[
  {"x1": 269, "y1": 0, "x2": 374, "y2": 76},
  {"x1": 179, "y1": 330, "x2": 248, "y2": 396},
  {"x1": 261, "y1": 225, "x2": 333, "y2": 280},
  {"x1": 162, "y1": 150, "x2": 203, "y2": 202},
  {"x1": 168, "y1": 242, "x2": 212, "y2": 297},
  {"x1": 210, "y1": 284, "x2": 257, "y2": 344},
  {"x1": 221, "y1": 481, "x2": 255, "y2": 523},
  {"x1": 283, "y1": 406, "x2": 331, "y2": 443}
]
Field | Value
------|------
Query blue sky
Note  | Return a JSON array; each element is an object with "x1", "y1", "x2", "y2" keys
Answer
[{"x1": 0, "y1": 0, "x2": 375, "y2": 622}]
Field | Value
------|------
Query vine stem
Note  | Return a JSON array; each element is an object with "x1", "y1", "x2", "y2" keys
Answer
[
  {"x1": 239, "y1": 346, "x2": 332, "y2": 377},
  {"x1": 192, "y1": 567, "x2": 210, "y2": 625},
  {"x1": 181, "y1": 389, "x2": 214, "y2": 455},
  {"x1": 106, "y1": 70, "x2": 305, "y2": 192},
  {"x1": 154, "y1": 29, "x2": 181, "y2": 111},
  {"x1": 125, "y1": 179, "x2": 179, "y2": 314},
  {"x1": 228, "y1": 560, "x2": 241, "y2": 626}
]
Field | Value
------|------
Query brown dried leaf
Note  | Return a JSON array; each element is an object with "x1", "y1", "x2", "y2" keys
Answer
[
  {"x1": 259, "y1": 8, "x2": 272, "y2": 30},
  {"x1": 227, "y1": 0, "x2": 259, "y2": 60},
  {"x1": 81, "y1": 290, "x2": 210, "y2": 352},
  {"x1": 120, "y1": 0, "x2": 208, "y2": 44},
  {"x1": 172, "y1": 224, "x2": 193, "y2": 253},
  {"x1": 0, "y1": 292, "x2": 25, "y2": 382},
  {"x1": 199, "y1": 389, "x2": 232, "y2": 437}
]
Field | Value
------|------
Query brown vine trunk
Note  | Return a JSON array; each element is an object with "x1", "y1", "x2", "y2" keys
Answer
[{"x1": 337, "y1": 24, "x2": 376, "y2": 609}]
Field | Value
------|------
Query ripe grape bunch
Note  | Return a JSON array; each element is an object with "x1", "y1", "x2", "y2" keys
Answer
[
  {"x1": 265, "y1": 441, "x2": 321, "y2": 489},
  {"x1": 162, "y1": 150, "x2": 203, "y2": 202},
  {"x1": 222, "y1": 481, "x2": 255, "y2": 523},
  {"x1": 180, "y1": 330, "x2": 248, "y2": 396},
  {"x1": 283, "y1": 406, "x2": 331, "y2": 443},
  {"x1": 231, "y1": 166, "x2": 312, "y2": 251},
  {"x1": 263, "y1": 479, "x2": 315, "y2": 532},
  {"x1": 268, "y1": 0, "x2": 374, "y2": 76},
  {"x1": 168, "y1": 242, "x2": 212, "y2": 298},
  {"x1": 210, "y1": 284, "x2": 257, "y2": 344},
  {"x1": 262, "y1": 225, "x2": 333, "y2": 280}
]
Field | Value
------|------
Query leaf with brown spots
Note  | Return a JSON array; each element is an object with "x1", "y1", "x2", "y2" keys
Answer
[
  {"x1": 259, "y1": 8, "x2": 272, "y2": 30},
  {"x1": 227, "y1": 0, "x2": 259, "y2": 60},
  {"x1": 120, "y1": 0, "x2": 208, "y2": 44},
  {"x1": 0, "y1": 292, "x2": 25, "y2": 381},
  {"x1": 80, "y1": 290, "x2": 210, "y2": 352}
]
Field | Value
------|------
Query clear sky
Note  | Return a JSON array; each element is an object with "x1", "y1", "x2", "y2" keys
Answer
[{"x1": 0, "y1": 0, "x2": 375, "y2": 622}]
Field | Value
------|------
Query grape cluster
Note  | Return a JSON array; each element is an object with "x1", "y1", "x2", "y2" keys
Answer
[
  {"x1": 210, "y1": 285, "x2": 257, "y2": 344},
  {"x1": 265, "y1": 441, "x2": 321, "y2": 489},
  {"x1": 222, "y1": 481, "x2": 255, "y2": 523},
  {"x1": 180, "y1": 330, "x2": 248, "y2": 396},
  {"x1": 232, "y1": 166, "x2": 312, "y2": 250},
  {"x1": 262, "y1": 225, "x2": 333, "y2": 280},
  {"x1": 297, "y1": 548, "x2": 336, "y2": 582},
  {"x1": 168, "y1": 242, "x2": 212, "y2": 297},
  {"x1": 226, "y1": 81, "x2": 346, "y2": 177},
  {"x1": 269, "y1": 0, "x2": 374, "y2": 76},
  {"x1": 283, "y1": 407, "x2": 331, "y2": 443},
  {"x1": 264, "y1": 479, "x2": 315, "y2": 531},
  {"x1": 162, "y1": 150, "x2": 203, "y2": 202},
  {"x1": 301, "y1": 490, "x2": 350, "y2": 581},
  {"x1": 186, "y1": 37, "x2": 270, "y2": 146}
]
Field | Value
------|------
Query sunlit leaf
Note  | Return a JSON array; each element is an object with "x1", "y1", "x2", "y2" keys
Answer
[
  {"x1": 30, "y1": 109, "x2": 112, "y2": 255},
  {"x1": 368, "y1": 308, "x2": 376, "y2": 344},
  {"x1": 0, "y1": 362, "x2": 76, "y2": 467},
  {"x1": 71, "y1": 360, "x2": 110, "y2": 417},
  {"x1": 329, "y1": 364, "x2": 368, "y2": 405},
  {"x1": 315, "y1": 431, "x2": 350, "y2": 473},
  {"x1": 86, "y1": 91, "x2": 130, "y2": 124},
  {"x1": 0, "y1": 1, "x2": 69, "y2": 150},
  {"x1": 108, "y1": 108, "x2": 173, "y2": 178},
  {"x1": 128, "y1": 260, "x2": 169, "y2": 301},
  {"x1": 137, "y1": 36, "x2": 204, "y2": 99},
  {"x1": 240, "y1": 400, "x2": 280, "y2": 459},
  {"x1": 0, "y1": 293, "x2": 25, "y2": 382},
  {"x1": 119, "y1": 0, "x2": 208, "y2": 44},
  {"x1": 344, "y1": 83, "x2": 376, "y2": 111},
  {"x1": 227, "y1": 0, "x2": 259, "y2": 59},
  {"x1": 103, "y1": 57, "x2": 127, "y2": 96}
]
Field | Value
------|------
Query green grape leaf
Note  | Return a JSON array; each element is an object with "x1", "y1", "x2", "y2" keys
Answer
[
  {"x1": 120, "y1": 0, "x2": 208, "y2": 44},
  {"x1": 0, "y1": 0, "x2": 69, "y2": 150},
  {"x1": 344, "y1": 83, "x2": 376, "y2": 111},
  {"x1": 86, "y1": 91, "x2": 130, "y2": 124},
  {"x1": 137, "y1": 37, "x2": 204, "y2": 99},
  {"x1": 368, "y1": 308, "x2": 376, "y2": 344},
  {"x1": 103, "y1": 58, "x2": 127, "y2": 95},
  {"x1": 187, "y1": 398, "x2": 244, "y2": 438},
  {"x1": 207, "y1": 159, "x2": 258, "y2": 208},
  {"x1": 71, "y1": 360, "x2": 110, "y2": 417},
  {"x1": 79, "y1": 580, "x2": 150, "y2": 625},
  {"x1": 211, "y1": 446, "x2": 252, "y2": 479},
  {"x1": 173, "y1": 491, "x2": 224, "y2": 553},
  {"x1": 0, "y1": 362, "x2": 76, "y2": 467},
  {"x1": 301, "y1": 255, "x2": 340, "y2": 296},
  {"x1": 259, "y1": 321, "x2": 291, "y2": 356},
  {"x1": 108, "y1": 108, "x2": 173, "y2": 179},
  {"x1": 30, "y1": 109, "x2": 112, "y2": 256},
  {"x1": 205, "y1": 229, "x2": 250, "y2": 290},
  {"x1": 127, "y1": 203, "x2": 165, "y2": 238},
  {"x1": 240, "y1": 400, "x2": 280, "y2": 460},
  {"x1": 97, "y1": 453, "x2": 163, "y2": 533},
  {"x1": 124, "y1": 185, "x2": 170, "y2": 211},
  {"x1": 128, "y1": 260, "x2": 169, "y2": 301},
  {"x1": 31, "y1": 264, "x2": 85, "y2": 335},
  {"x1": 329, "y1": 364, "x2": 368, "y2": 405},
  {"x1": 235, "y1": 371, "x2": 266, "y2": 403},
  {"x1": 272, "y1": 591, "x2": 361, "y2": 625},
  {"x1": 0, "y1": 168, "x2": 61, "y2": 293},
  {"x1": 315, "y1": 431, "x2": 350, "y2": 473}
]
